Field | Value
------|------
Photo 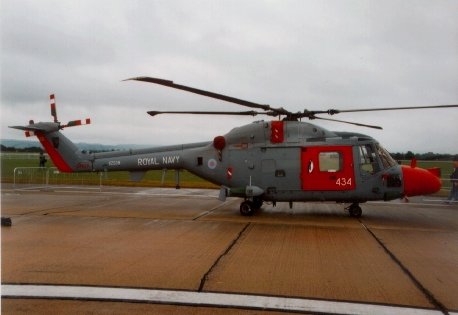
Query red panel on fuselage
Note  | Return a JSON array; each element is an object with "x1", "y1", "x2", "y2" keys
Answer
[
  {"x1": 301, "y1": 146, "x2": 355, "y2": 191},
  {"x1": 270, "y1": 121, "x2": 284, "y2": 143}
]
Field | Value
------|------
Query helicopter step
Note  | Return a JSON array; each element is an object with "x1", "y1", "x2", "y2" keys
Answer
[{"x1": 346, "y1": 202, "x2": 363, "y2": 218}]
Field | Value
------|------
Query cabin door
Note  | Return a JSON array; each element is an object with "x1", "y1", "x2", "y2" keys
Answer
[{"x1": 301, "y1": 146, "x2": 355, "y2": 191}]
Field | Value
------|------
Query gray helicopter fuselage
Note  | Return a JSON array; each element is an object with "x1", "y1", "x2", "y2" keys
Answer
[{"x1": 84, "y1": 120, "x2": 404, "y2": 203}]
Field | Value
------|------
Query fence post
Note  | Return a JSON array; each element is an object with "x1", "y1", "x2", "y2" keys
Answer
[{"x1": 13, "y1": 167, "x2": 18, "y2": 189}]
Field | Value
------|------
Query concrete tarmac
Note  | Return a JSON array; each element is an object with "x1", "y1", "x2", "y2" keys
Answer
[{"x1": 1, "y1": 185, "x2": 457, "y2": 314}]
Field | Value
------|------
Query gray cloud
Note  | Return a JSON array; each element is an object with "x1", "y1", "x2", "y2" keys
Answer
[{"x1": 1, "y1": 0, "x2": 457, "y2": 153}]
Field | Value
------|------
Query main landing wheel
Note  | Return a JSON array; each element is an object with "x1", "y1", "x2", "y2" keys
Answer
[
  {"x1": 240, "y1": 201, "x2": 255, "y2": 216},
  {"x1": 347, "y1": 203, "x2": 362, "y2": 218}
]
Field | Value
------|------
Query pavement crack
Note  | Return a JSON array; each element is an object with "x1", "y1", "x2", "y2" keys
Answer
[
  {"x1": 359, "y1": 220, "x2": 449, "y2": 315},
  {"x1": 198, "y1": 222, "x2": 251, "y2": 292}
]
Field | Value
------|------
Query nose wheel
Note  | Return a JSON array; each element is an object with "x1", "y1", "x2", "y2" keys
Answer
[{"x1": 346, "y1": 203, "x2": 362, "y2": 218}]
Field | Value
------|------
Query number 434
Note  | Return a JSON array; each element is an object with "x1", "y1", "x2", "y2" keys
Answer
[{"x1": 336, "y1": 177, "x2": 352, "y2": 186}]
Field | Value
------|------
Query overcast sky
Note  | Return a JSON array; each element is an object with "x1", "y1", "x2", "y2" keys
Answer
[{"x1": 1, "y1": 0, "x2": 457, "y2": 153}]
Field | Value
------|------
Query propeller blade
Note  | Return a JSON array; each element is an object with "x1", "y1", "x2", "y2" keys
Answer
[
  {"x1": 50, "y1": 94, "x2": 58, "y2": 123},
  {"x1": 312, "y1": 116, "x2": 383, "y2": 130},
  {"x1": 323, "y1": 104, "x2": 458, "y2": 115},
  {"x1": 62, "y1": 118, "x2": 91, "y2": 128},
  {"x1": 147, "y1": 110, "x2": 272, "y2": 117},
  {"x1": 126, "y1": 76, "x2": 290, "y2": 115}
]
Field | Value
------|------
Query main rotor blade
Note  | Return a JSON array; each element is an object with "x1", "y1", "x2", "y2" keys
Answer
[
  {"x1": 312, "y1": 116, "x2": 383, "y2": 130},
  {"x1": 126, "y1": 76, "x2": 289, "y2": 115},
  {"x1": 323, "y1": 104, "x2": 458, "y2": 115},
  {"x1": 147, "y1": 110, "x2": 271, "y2": 117}
]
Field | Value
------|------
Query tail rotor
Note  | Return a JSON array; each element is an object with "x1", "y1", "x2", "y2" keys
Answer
[
  {"x1": 10, "y1": 93, "x2": 91, "y2": 137},
  {"x1": 49, "y1": 94, "x2": 91, "y2": 130}
]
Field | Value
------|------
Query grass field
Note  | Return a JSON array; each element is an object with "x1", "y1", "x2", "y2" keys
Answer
[{"x1": 0, "y1": 153, "x2": 454, "y2": 191}]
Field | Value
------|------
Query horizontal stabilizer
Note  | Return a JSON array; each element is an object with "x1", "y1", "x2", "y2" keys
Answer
[{"x1": 9, "y1": 125, "x2": 46, "y2": 132}]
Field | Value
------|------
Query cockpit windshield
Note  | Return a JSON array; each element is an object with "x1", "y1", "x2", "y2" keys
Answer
[
  {"x1": 375, "y1": 144, "x2": 397, "y2": 169},
  {"x1": 359, "y1": 143, "x2": 397, "y2": 176}
]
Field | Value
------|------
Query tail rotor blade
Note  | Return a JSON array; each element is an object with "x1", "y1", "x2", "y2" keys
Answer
[
  {"x1": 62, "y1": 118, "x2": 91, "y2": 128},
  {"x1": 50, "y1": 94, "x2": 58, "y2": 123},
  {"x1": 25, "y1": 131, "x2": 35, "y2": 137}
]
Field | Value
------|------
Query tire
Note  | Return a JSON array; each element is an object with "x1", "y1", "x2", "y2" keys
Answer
[
  {"x1": 350, "y1": 205, "x2": 362, "y2": 218},
  {"x1": 240, "y1": 201, "x2": 255, "y2": 216}
]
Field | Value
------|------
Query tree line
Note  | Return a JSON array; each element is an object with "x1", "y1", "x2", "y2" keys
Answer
[
  {"x1": 390, "y1": 151, "x2": 456, "y2": 161},
  {"x1": 1, "y1": 145, "x2": 44, "y2": 153}
]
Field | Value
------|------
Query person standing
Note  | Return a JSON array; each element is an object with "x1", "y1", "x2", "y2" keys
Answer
[
  {"x1": 39, "y1": 152, "x2": 47, "y2": 167},
  {"x1": 448, "y1": 157, "x2": 458, "y2": 202}
]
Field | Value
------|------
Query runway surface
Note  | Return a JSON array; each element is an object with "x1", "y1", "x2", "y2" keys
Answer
[{"x1": 1, "y1": 185, "x2": 457, "y2": 314}]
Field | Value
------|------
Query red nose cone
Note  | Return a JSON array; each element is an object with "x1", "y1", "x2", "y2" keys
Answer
[{"x1": 401, "y1": 165, "x2": 441, "y2": 197}]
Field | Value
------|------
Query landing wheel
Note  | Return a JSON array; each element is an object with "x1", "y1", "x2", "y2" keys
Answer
[
  {"x1": 252, "y1": 197, "x2": 263, "y2": 210},
  {"x1": 347, "y1": 203, "x2": 362, "y2": 218},
  {"x1": 240, "y1": 201, "x2": 255, "y2": 216}
]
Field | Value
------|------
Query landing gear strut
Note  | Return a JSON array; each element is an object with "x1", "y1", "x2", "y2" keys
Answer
[
  {"x1": 346, "y1": 203, "x2": 362, "y2": 218},
  {"x1": 240, "y1": 197, "x2": 263, "y2": 216}
]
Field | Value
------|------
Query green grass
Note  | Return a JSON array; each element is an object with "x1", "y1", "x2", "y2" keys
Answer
[{"x1": 0, "y1": 153, "x2": 217, "y2": 189}]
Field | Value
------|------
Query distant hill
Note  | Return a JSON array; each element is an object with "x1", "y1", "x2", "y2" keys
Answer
[{"x1": 1, "y1": 139, "x2": 150, "y2": 152}]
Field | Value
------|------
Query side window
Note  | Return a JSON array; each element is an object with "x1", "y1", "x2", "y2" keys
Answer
[{"x1": 319, "y1": 152, "x2": 341, "y2": 172}]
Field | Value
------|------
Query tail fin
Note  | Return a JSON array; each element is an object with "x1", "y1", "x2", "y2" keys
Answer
[
  {"x1": 38, "y1": 129, "x2": 92, "y2": 172},
  {"x1": 9, "y1": 94, "x2": 92, "y2": 173}
]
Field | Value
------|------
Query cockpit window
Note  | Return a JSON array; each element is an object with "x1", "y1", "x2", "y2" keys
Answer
[
  {"x1": 376, "y1": 144, "x2": 397, "y2": 169},
  {"x1": 359, "y1": 144, "x2": 379, "y2": 175}
]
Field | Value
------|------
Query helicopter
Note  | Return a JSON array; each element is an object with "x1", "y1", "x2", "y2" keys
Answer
[{"x1": 10, "y1": 77, "x2": 458, "y2": 217}]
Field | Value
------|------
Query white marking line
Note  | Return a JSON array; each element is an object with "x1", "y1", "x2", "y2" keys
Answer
[{"x1": 1, "y1": 284, "x2": 442, "y2": 315}]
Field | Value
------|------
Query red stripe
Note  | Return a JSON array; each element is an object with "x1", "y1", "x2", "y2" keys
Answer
[
  {"x1": 50, "y1": 94, "x2": 55, "y2": 100},
  {"x1": 85, "y1": 118, "x2": 91, "y2": 124},
  {"x1": 36, "y1": 132, "x2": 73, "y2": 173}
]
